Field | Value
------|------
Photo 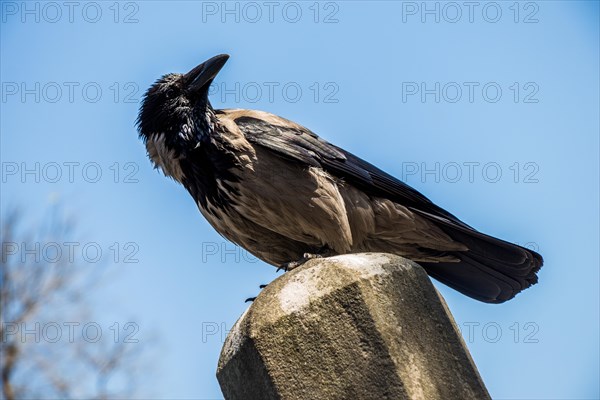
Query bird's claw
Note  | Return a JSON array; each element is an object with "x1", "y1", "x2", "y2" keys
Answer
[
  {"x1": 245, "y1": 284, "x2": 268, "y2": 303},
  {"x1": 252, "y1": 253, "x2": 323, "y2": 300},
  {"x1": 277, "y1": 253, "x2": 323, "y2": 273}
]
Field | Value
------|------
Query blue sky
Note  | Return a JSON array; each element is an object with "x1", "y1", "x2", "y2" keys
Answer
[{"x1": 1, "y1": 1, "x2": 598, "y2": 399}]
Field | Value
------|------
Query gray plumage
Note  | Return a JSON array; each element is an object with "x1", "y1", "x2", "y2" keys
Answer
[{"x1": 137, "y1": 54, "x2": 543, "y2": 303}]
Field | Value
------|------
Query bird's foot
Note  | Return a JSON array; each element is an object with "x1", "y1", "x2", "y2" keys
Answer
[
  {"x1": 277, "y1": 253, "x2": 323, "y2": 273},
  {"x1": 245, "y1": 284, "x2": 269, "y2": 303}
]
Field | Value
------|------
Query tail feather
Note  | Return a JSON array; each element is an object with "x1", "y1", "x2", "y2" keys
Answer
[{"x1": 414, "y1": 209, "x2": 543, "y2": 303}]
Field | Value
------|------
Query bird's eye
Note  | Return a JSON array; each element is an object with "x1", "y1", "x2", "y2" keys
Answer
[{"x1": 166, "y1": 89, "x2": 175, "y2": 99}]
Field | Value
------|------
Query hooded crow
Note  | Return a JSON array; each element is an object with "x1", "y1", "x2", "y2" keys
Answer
[{"x1": 136, "y1": 54, "x2": 543, "y2": 303}]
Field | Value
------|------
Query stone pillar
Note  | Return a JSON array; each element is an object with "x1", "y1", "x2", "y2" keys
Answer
[{"x1": 217, "y1": 253, "x2": 490, "y2": 400}]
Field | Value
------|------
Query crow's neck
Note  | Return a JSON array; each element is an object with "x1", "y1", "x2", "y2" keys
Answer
[
  {"x1": 194, "y1": 104, "x2": 218, "y2": 141},
  {"x1": 179, "y1": 113, "x2": 243, "y2": 212}
]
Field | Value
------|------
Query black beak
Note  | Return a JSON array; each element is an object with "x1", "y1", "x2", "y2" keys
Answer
[{"x1": 185, "y1": 54, "x2": 229, "y2": 92}]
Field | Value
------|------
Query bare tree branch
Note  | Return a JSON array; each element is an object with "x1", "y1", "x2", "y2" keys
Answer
[{"x1": 1, "y1": 206, "x2": 150, "y2": 400}]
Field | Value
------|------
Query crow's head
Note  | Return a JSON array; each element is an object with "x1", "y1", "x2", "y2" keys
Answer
[
  {"x1": 136, "y1": 54, "x2": 229, "y2": 179},
  {"x1": 136, "y1": 54, "x2": 229, "y2": 150}
]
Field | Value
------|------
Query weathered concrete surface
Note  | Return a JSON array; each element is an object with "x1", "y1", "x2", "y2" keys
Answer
[{"x1": 217, "y1": 253, "x2": 490, "y2": 400}]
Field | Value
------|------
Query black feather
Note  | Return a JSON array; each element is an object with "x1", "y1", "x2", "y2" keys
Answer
[{"x1": 235, "y1": 115, "x2": 543, "y2": 303}]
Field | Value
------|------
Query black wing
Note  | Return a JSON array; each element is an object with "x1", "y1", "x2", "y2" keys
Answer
[
  {"x1": 233, "y1": 115, "x2": 470, "y2": 228},
  {"x1": 232, "y1": 114, "x2": 543, "y2": 303}
]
